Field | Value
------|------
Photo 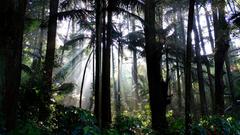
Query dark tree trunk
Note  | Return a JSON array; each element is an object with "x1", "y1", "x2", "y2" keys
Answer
[
  {"x1": 101, "y1": 0, "x2": 112, "y2": 128},
  {"x1": 131, "y1": 16, "x2": 140, "y2": 110},
  {"x1": 79, "y1": 51, "x2": 93, "y2": 107},
  {"x1": 185, "y1": 0, "x2": 195, "y2": 134},
  {"x1": 176, "y1": 61, "x2": 182, "y2": 110},
  {"x1": 144, "y1": 0, "x2": 168, "y2": 133},
  {"x1": 212, "y1": 0, "x2": 229, "y2": 115},
  {"x1": 132, "y1": 49, "x2": 140, "y2": 107},
  {"x1": 0, "y1": 0, "x2": 26, "y2": 130},
  {"x1": 193, "y1": 20, "x2": 208, "y2": 115},
  {"x1": 94, "y1": 0, "x2": 103, "y2": 127},
  {"x1": 40, "y1": 0, "x2": 59, "y2": 121}
]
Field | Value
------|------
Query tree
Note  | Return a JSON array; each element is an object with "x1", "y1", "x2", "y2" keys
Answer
[
  {"x1": 193, "y1": 19, "x2": 208, "y2": 115},
  {"x1": 101, "y1": 0, "x2": 112, "y2": 128},
  {"x1": 94, "y1": 0, "x2": 103, "y2": 127},
  {"x1": 144, "y1": 0, "x2": 168, "y2": 133},
  {"x1": 196, "y1": 5, "x2": 215, "y2": 113},
  {"x1": 185, "y1": 0, "x2": 195, "y2": 134},
  {"x1": 212, "y1": 0, "x2": 230, "y2": 115},
  {"x1": 0, "y1": 0, "x2": 27, "y2": 130},
  {"x1": 40, "y1": 0, "x2": 59, "y2": 121}
]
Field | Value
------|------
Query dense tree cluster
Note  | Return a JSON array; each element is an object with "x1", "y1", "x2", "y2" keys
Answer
[{"x1": 0, "y1": 0, "x2": 240, "y2": 134}]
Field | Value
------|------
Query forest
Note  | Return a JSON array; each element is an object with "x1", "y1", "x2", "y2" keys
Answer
[{"x1": 1, "y1": 0, "x2": 240, "y2": 134}]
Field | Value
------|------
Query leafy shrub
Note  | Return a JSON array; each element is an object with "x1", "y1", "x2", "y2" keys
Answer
[
  {"x1": 51, "y1": 105, "x2": 100, "y2": 135},
  {"x1": 191, "y1": 116, "x2": 240, "y2": 135},
  {"x1": 167, "y1": 114, "x2": 240, "y2": 135},
  {"x1": 168, "y1": 118, "x2": 185, "y2": 135},
  {"x1": 113, "y1": 115, "x2": 153, "y2": 135}
]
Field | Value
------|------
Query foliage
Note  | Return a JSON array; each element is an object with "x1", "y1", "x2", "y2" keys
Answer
[
  {"x1": 112, "y1": 115, "x2": 153, "y2": 135},
  {"x1": 191, "y1": 116, "x2": 240, "y2": 135},
  {"x1": 24, "y1": 18, "x2": 41, "y2": 32},
  {"x1": 9, "y1": 120, "x2": 44, "y2": 135},
  {"x1": 50, "y1": 105, "x2": 100, "y2": 135},
  {"x1": 167, "y1": 114, "x2": 240, "y2": 135}
]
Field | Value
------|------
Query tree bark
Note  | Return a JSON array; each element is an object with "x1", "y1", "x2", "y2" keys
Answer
[
  {"x1": 79, "y1": 51, "x2": 93, "y2": 107},
  {"x1": 185, "y1": 0, "x2": 195, "y2": 134},
  {"x1": 212, "y1": 0, "x2": 230, "y2": 115},
  {"x1": 193, "y1": 20, "x2": 208, "y2": 115},
  {"x1": 116, "y1": 43, "x2": 122, "y2": 116},
  {"x1": 94, "y1": 0, "x2": 103, "y2": 127},
  {"x1": 144, "y1": 0, "x2": 168, "y2": 134},
  {"x1": 101, "y1": 0, "x2": 112, "y2": 128},
  {"x1": 0, "y1": 0, "x2": 27, "y2": 130},
  {"x1": 196, "y1": 6, "x2": 215, "y2": 113},
  {"x1": 40, "y1": 0, "x2": 59, "y2": 121}
]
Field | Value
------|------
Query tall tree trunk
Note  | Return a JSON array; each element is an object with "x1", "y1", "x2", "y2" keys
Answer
[
  {"x1": 132, "y1": 49, "x2": 140, "y2": 109},
  {"x1": 193, "y1": 20, "x2": 208, "y2": 115},
  {"x1": 144, "y1": 1, "x2": 168, "y2": 133},
  {"x1": 175, "y1": 7, "x2": 185, "y2": 112},
  {"x1": 212, "y1": 0, "x2": 230, "y2": 115},
  {"x1": 79, "y1": 51, "x2": 93, "y2": 107},
  {"x1": 176, "y1": 61, "x2": 182, "y2": 110},
  {"x1": 88, "y1": 50, "x2": 95, "y2": 111},
  {"x1": 101, "y1": 0, "x2": 112, "y2": 128},
  {"x1": 174, "y1": 9, "x2": 183, "y2": 111},
  {"x1": 196, "y1": 6, "x2": 215, "y2": 113},
  {"x1": 112, "y1": 46, "x2": 118, "y2": 116},
  {"x1": 131, "y1": 14, "x2": 140, "y2": 110},
  {"x1": 116, "y1": 43, "x2": 122, "y2": 116},
  {"x1": 94, "y1": 0, "x2": 103, "y2": 127},
  {"x1": 185, "y1": 0, "x2": 195, "y2": 134},
  {"x1": 0, "y1": 0, "x2": 26, "y2": 130},
  {"x1": 40, "y1": 0, "x2": 59, "y2": 121}
]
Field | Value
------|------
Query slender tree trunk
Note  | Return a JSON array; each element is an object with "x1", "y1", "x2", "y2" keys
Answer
[
  {"x1": 79, "y1": 51, "x2": 93, "y2": 107},
  {"x1": 185, "y1": 0, "x2": 195, "y2": 134},
  {"x1": 212, "y1": 0, "x2": 230, "y2": 115},
  {"x1": 132, "y1": 49, "x2": 140, "y2": 108},
  {"x1": 88, "y1": 50, "x2": 95, "y2": 111},
  {"x1": 193, "y1": 20, "x2": 208, "y2": 115},
  {"x1": 131, "y1": 15, "x2": 140, "y2": 110},
  {"x1": 174, "y1": 10, "x2": 183, "y2": 111},
  {"x1": 0, "y1": 0, "x2": 26, "y2": 130},
  {"x1": 116, "y1": 43, "x2": 122, "y2": 116},
  {"x1": 176, "y1": 61, "x2": 182, "y2": 110},
  {"x1": 40, "y1": 0, "x2": 59, "y2": 121},
  {"x1": 196, "y1": 6, "x2": 215, "y2": 113},
  {"x1": 111, "y1": 46, "x2": 118, "y2": 116},
  {"x1": 101, "y1": 0, "x2": 112, "y2": 128}
]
